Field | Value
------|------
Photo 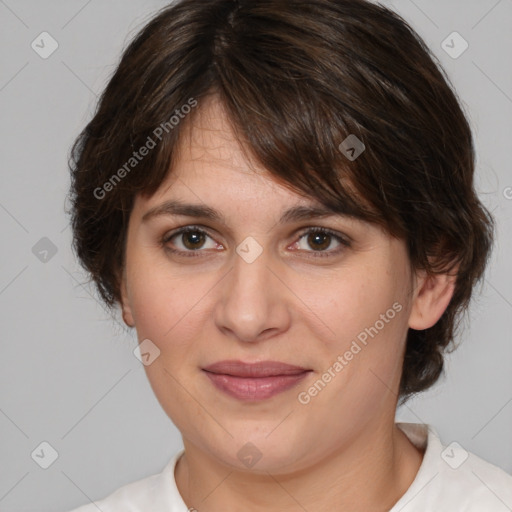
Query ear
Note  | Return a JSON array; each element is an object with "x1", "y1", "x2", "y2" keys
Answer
[
  {"x1": 119, "y1": 268, "x2": 135, "y2": 328},
  {"x1": 408, "y1": 267, "x2": 458, "y2": 330}
]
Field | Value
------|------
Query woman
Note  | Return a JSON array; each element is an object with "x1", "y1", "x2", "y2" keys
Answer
[{"x1": 66, "y1": 0, "x2": 512, "y2": 510}]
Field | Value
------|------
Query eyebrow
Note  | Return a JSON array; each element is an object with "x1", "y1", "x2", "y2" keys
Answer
[{"x1": 141, "y1": 199, "x2": 345, "y2": 225}]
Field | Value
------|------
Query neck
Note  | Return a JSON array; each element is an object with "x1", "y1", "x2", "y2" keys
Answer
[{"x1": 175, "y1": 422, "x2": 424, "y2": 512}]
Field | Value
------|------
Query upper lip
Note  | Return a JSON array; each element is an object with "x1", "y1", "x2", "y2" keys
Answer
[{"x1": 202, "y1": 360, "x2": 311, "y2": 378}]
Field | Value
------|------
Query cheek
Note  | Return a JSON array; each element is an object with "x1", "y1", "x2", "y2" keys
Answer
[
  {"x1": 126, "y1": 263, "x2": 210, "y2": 423},
  {"x1": 126, "y1": 253, "x2": 203, "y2": 341},
  {"x1": 304, "y1": 265, "x2": 404, "y2": 344},
  {"x1": 304, "y1": 267, "x2": 409, "y2": 403}
]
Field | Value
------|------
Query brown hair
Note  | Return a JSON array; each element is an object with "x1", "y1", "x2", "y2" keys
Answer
[{"x1": 67, "y1": 0, "x2": 494, "y2": 402}]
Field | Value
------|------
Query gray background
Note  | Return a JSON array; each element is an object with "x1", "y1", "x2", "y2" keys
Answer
[{"x1": 0, "y1": 1, "x2": 511, "y2": 511}]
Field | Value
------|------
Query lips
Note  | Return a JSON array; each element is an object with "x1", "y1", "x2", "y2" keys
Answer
[
  {"x1": 202, "y1": 360, "x2": 312, "y2": 401},
  {"x1": 202, "y1": 360, "x2": 310, "y2": 378}
]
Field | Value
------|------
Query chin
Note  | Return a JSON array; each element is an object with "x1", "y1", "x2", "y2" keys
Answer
[{"x1": 204, "y1": 431, "x2": 312, "y2": 474}]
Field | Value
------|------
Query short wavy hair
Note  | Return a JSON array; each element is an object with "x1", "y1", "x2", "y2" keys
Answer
[{"x1": 67, "y1": 0, "x2": 494, "y2": 402}]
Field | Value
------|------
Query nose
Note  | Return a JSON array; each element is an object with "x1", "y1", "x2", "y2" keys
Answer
[{"x1": 213, "y1": 242, "x2": 292, "y2": 343}]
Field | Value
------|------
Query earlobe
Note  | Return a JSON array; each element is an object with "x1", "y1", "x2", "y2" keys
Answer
[
  {"x1": 408, "y1": 269, "x2": 457, "y2": 330},
  {"x1": 120, "y1": 271, "x2": 135, "y2": 328}
]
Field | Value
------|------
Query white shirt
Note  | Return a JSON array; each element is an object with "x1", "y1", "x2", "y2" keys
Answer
[{"x1": 67, "y1": 422, "x2": 512, "y2": 511}]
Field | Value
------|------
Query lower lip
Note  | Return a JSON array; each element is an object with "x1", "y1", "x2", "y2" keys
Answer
[{"x1": 203, "y1": 371, "x2": 311, "y2": 401}]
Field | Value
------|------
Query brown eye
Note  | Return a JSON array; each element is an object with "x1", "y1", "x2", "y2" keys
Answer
[
  {"x1": 306, "y1": 232, "x2": 332, "y2": 251},
  {"x1": 180, "y1": 230, "x2": 207, "y2": 250},
  {"x1": 294, "y1": 227, "x2": 350, "y2": 258},
  {"x1": 163, "y1": 227, "x2": 219, "y2": 256}
]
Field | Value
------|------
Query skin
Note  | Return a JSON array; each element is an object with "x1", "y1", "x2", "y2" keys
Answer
[{"x1": 120, "y1": 95, "x2": 456, "y2": 512}]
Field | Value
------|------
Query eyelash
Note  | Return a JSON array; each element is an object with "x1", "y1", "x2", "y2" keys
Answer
[{"x1": 161, "y1": 225, "x2": 351, "y2": 259}]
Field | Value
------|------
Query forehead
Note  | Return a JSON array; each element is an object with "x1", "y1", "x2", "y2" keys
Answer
[
  {"x1": 131, "y1": 94, "x2": 379, "y2": 231},
  {"x1": 178, "y1": 95, "x2": 257, "y2": 174},
  {"x1": 141, "y1": 95, "x2": 315, "y2": 211}
]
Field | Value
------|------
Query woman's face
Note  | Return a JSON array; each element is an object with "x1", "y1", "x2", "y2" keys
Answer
[{"x1": 120, "y1": 97, "x2": 429, "y2": 473}]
